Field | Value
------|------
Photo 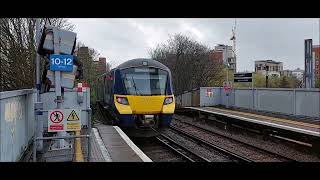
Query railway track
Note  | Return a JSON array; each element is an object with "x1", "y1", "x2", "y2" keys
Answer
[
  {"x1": 172, "y1": 117, "x2": 297, "y2": 162},
  {"x1": 168, "y1": 126, "x2": 253, "y2": 162},
  {"x1": 132, "y1": 135, "x2": 210, "y2": 162},
  {"x1": 155, "y1": 134, "x2": 211, "y2": 162}
]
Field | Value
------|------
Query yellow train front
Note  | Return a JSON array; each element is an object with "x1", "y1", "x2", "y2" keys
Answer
[{"x1": 97, "y1": 58, "x2": 175, "y2": 137}]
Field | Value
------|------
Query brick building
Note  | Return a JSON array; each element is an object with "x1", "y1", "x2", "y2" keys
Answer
[{"x1": 313, "y1": 45, "x2": 320, "y2": 79}]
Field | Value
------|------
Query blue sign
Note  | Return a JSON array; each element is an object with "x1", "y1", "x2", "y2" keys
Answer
[{"x1": 49, "y1": 54, "x2": 74, "y2": 72}]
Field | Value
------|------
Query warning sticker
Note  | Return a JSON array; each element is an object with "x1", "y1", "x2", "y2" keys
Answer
[
  {"x1": 67, "y1": 123, "x2": 81, "y2": 131},
  {"x1": 67, "y1": 110, "x2": 80, "y2": 121},
  {"x1": 49, "y1": 124, "x2": 64, "y2": 131},
  {"x1": 48, "y1": 109, "x2": 81, "y2": 132},
  {"x1": 50, "y1": 110, "x2": 64, "y2": 123}
]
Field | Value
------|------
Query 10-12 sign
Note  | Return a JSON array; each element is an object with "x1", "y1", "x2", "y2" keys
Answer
[{"x1": 49, "y1": 54, "x2": 74, "y2": 72}]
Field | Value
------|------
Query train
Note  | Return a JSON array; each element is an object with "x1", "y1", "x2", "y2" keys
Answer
[{"x1": 96, "y1": 58, "x2": 175, "y2": 137}]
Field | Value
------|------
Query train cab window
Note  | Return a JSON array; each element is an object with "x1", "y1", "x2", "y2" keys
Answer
[{"x1": 120, "y1": 67, "x2": 168, "y2": 96}]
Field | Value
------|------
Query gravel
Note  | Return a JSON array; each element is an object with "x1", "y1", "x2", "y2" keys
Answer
[
  {"x1": 131, "y1": 137, "x2": 187, "y2": 162},
  {"x1": 173, "y1": 114, "x2": 320, "y2": 162},
  {"x1": 162, "y1": 129, "x2": 233, "y2": 162}
]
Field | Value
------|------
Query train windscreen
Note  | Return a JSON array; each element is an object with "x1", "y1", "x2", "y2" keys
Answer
[{"x1": 120, "y1": 67, "x2": 168, "y2": 95}]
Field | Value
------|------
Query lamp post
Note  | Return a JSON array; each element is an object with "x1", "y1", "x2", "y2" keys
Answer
[{"x1": 265, "y1": 65, "x2": 269, "y2": 88}]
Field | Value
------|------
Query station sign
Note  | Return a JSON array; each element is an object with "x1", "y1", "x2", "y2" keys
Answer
[
  {"x1": 48, "y1": 109, "x2": 81, "y2": 132},
  {"x1": 49, "y1": 54, "x2": 74, "y2": 72},
  {"x1": 234, "y1": 73, "x2": 253, "y2": 82}
]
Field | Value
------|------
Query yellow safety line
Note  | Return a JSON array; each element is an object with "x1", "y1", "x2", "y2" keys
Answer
[
  {"x1": 206, "y1": 107, "x2": 320, "y2": 129},
  {"x1": 75, "y1": 130, "x2": 84, "y2": 162}
]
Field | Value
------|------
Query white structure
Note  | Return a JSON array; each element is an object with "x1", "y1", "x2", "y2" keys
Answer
[
  {"x1": 214, "y1": 44, "x2": 236, "y2": 72},
  {"x1": 292, "y1": 68, "x2": 304, "y2": 81},
  {"x1": 255, "y1": 60, "x2": 283, "y2": 77}
]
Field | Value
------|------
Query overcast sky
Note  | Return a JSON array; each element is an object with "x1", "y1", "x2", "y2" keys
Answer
[{"x1": 69, "y1": 18, "x2": 320, "y2": 72}]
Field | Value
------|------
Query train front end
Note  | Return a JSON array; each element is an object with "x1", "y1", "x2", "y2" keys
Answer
[{"x1": 112, "y1": 59, "x2": 175, "y2": 136}]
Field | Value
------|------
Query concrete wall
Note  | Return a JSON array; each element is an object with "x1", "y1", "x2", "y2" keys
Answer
[
  {"x1": 0, "y1": 89, "x2": 36, "y2": 162},
  {"x1": 176, "y1": 87, "x2": 320, "y2": 118}
]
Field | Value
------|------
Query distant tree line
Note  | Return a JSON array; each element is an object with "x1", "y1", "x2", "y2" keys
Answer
[{"x1": 150, "y1": 34, "x2": 224, "y2": 94}]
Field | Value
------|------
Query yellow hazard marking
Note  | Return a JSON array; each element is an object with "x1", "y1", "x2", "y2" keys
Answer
[
  {"x1": 207, "y1": 107, "x2": 320, "y2": 129},
  {"x1": 67, "y1": 110, "x2": 80, "y2": 121},
  {"x1": 67, "y1": 123, "x2": 81, "y2": 130}
]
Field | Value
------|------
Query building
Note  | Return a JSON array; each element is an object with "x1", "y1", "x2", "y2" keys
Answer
[
  {"x1": 280, "y1": 70, "x2": 292, "y2": 77},
  {"x1": 255, "y1": 60, "x2": 283, "y2": 77},
  {"x1": 292, "y1": 68, "x2": 304, "y2": 81},
  {"x1": 210, "y1": 44, "x2": 236, "y2": 72},
  {"x1": 98, "y1": 57, "x2": 107, "y2": 73},
  {"x1": 209, "y1": 50, "x2": 223, "y2": 64},
  {"x1": 313, "y1": 45, "x2": 320, "y2": 79}
]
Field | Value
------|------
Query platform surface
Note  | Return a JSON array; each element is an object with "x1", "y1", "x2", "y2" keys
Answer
[
  {"x1": 185, "y1": 106, "x2": 320, "y2": 137},
  {"x1": 88, "y1": 124, "x2": 152, "y2": 162}
]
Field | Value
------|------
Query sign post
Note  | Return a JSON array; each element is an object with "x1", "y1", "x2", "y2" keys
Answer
[
  {"x1": 223, "y1": 81, "x2": 232, "y2": 108},
  {"x1": 49, "y1": 27, "x2": 74, "y2": 150},
  {"x1": 233, "y1": 72, "x2": 254, "y2": 109}
]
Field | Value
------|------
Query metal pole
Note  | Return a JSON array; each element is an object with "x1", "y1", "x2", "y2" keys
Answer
[
  {"x1": 34, "y1": 18, "x2": 43, "y2": 162},
  {"x1": 226, "y1": 65, "x2": 229, "y2": 108},
  {"x1": 252, "y1": 73, "x2": 254, "y2": 110},
  {"x1": 87, "y1": 108, "x2": 92, "y2": 162},
  {"x1": 53, "y1": 27, "x2": 69, "y2": 149},
  {"x1": 266, "y1": 66, "x2": 269, "y2": 88}
]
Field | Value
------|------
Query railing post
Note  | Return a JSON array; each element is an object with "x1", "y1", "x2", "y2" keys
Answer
[{"x1": 293, "y1": 88, "x2": 296, "y2": 116}]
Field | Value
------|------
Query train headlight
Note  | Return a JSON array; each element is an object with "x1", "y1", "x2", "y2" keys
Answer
[
  {"x1": 116, "y1": 96, "x2": 129, "y2": 105},
  {"x1": 163, "y1": 97, "x2": 173, "y2": 105}
]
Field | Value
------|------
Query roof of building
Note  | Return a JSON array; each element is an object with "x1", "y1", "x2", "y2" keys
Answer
[{"x1": 255, "y1": 60, "x2": 283, "y2": 64}]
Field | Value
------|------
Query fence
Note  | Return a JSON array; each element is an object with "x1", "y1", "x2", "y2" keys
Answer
[
  {"x1": 175, "y1": 87, "x2": 320, "y2": 118},
  {"x1": 0, "y1": 89, "x2": 36, "y2": 161}
]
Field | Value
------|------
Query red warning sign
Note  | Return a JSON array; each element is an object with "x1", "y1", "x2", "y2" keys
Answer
[
  {"x1": 50, "y1": 110, "x2": 64, "y2": 123},
  {"x1": 49, "y1": 124, "x2": 64, "y2": 130}
]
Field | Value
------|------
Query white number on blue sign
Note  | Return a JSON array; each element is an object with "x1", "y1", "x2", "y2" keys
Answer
[{"x1": 49, "y1": 54, "x2": 74, "y2": 72}]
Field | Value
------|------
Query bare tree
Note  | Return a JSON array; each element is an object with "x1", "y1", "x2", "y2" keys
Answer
[
  {"x1": 0, "y1": 18, "x2": 74, "y2": 92},
  {"x1": 150, "y1": 34, "x2": 223, "y2": 94}
]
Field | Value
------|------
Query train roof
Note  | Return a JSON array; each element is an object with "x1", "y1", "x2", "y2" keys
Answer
[{"x1": 116, "y1": 58, "x2": 170, "y2": 71}]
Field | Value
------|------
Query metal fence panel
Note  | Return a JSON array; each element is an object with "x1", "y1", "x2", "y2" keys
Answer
[
  {"x1": 178, "y1": 87, "x2": 319, "y2": 118},
  {"x1": 257, "y1": 89, "x2": 294, "y2": 115},
  {"x1": 295, "y1": 89, "x2": 320, "y2": 117},
  {"x1": 200, "y1": 87, "x2": 221, "y2": 107},
  {"x1": 0, "y1": 89, "x2": 36, "y2": 162},
  {"x1": 175, "y1": 95, "x2": 182, "y2": 108},
  {"x1": 181, "y1": 92, "x2": 192, "y2": 107},
  {"x1": 234, "y1": 89, "x2": 253, "y2": 109}
]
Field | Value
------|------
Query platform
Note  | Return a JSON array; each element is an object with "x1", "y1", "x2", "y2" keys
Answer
[
  {"x1": 88, "y1": 124, "x2": 152, "y2": 162},
  {"x1": 184, "y1": 106, "x2": 320, "y2": 137}
]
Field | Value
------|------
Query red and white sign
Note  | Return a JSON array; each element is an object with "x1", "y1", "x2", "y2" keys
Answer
[
  {"x1": 205, "y1": 88, "x2": 213, "y2": 97},
  {"x1": 49, "y1": 110, "x2": 64, "y2": 123},
  {"x1": 77, "y1": 82, "x2": 88, "y2": 92},
  {"x1": 48, "y1": 109, "x2": 82, "y2": 132},
  {"x1": 223, "y1": 81, "x2": 232, "y2": 93},
  {"x1": 224, "y1": 86, "x2": 232, "y2": 93}
]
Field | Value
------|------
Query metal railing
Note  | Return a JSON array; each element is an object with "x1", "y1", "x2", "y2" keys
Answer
[
  {"x1": 175, "y1": 87, "x2": 320, "y2": 119},
  {"x1": 0, "y1": 89, "x2": 36, "y2": 162}
]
